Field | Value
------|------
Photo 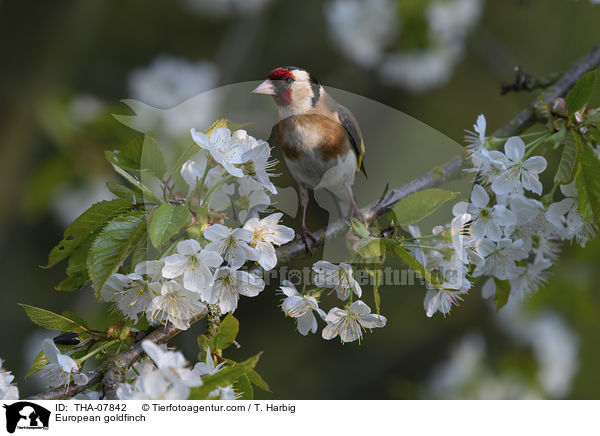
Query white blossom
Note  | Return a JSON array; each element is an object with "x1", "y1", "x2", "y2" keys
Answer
[
  {"x1": 424, "y1": 287, "x2": 468, "y2": 317},
  {"x1": 453, "y1": 185, "x2": 516, "y2": 242},
  {"x1": 312, "y1": 261, "x2": 362, "y2": 301},
  {"x1": 236, "y1": 177, "x2": 271, "y2": 223},
  {"x1": 509, "y1": 258, "x2": 552, "y2": 299},
  {"x1": 489, "y1": 136, "x2": 547, "y2": 195},
  {"x1": 181, "y1": 153, "x2": 208, "y2": 192},
  {"x1": 204, "y1": 267, "x2": 265, "y2": 313},
  {"x1": 205, "y1": 167, "x2": 235, "y2": 210},
  {"x1": 40, "y1": 339, "x2": 88, "y2": 388},
  {"x1": 322, "y1": 301, "x2": 386, "y2": 343},
  {"x1": 243, "y1": 141, "x2": 278, "y2": 194},
  {"x1": 193, "y1": 347, "x2": 226, "y2": 377},
  {"x1": 161, "y1": 239, "x2": 223, "y2": 294},
  {"x1": 546, "y1": 181, "x2": 596, "y2": 246},
  {"x1": 100, "y1": 271, "x2": 160, "y2": 323},
  {"x1": 116, "y1": 370, "x2": 190, "y2": 400},
  {"x1": 190, "y1": 128, "x2": 252, "y2": 177},
  {"x1": 204, "y1": 224, "x2": 255, "y2": 269},
  {"x1": 0, "y1": 359, "x2": 19, "y2": 400},
  {"x1": 141, "y1": 340, "x2": 202, "y2": 387},
  {"x1": 244, "y1": 213, "x2": 295, "y2": 271},
  {"x1": 473, "y1": 238, "x2": 528, "y2": 280},
  {"x1": 280, "y1": 281, "x2": 326, "y2": 335},
  {"x1": 146, "y1": 280, "x2": 208, "y2": 330}
]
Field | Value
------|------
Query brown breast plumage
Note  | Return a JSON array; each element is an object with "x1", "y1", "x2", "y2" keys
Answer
[{"x1": 276, "y1": 114, "x2": 350, "y2": 162}]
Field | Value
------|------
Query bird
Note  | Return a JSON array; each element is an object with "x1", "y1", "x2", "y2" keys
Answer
[{"x1": 252, "y1": 66, "x2": 366, "y2": 253}]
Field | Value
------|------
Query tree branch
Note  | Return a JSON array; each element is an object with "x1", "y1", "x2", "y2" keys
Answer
[{"x1": 24, "y1": 42, "x2": 600, "y2": 401}]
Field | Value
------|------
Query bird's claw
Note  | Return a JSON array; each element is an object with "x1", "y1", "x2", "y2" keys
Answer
[{"x1": 299, "y1": 225, "x2": 317, "y2": 254}]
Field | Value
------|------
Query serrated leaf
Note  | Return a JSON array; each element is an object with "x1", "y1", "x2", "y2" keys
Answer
[
  {"x1": 106, "y1": 181, "x2": 141, "y2": 203},
  {"x1": 87, "y1": 211, "x2": 146, "y2": 297},
  {"x1": 566, "y1": 70, "x2": 596, "y2": 113},
  {"x1": 46, "y1": 199, "x2": 133, "y2": 269},
  {"x1": 188, "y1": 353, "x2": 261, "y2": 400},
  {"x1": 55, "y1": 237, "x2": 93, "y2": 291},
  {"x1": 210, "y1": 313, "x2": 239, "y2": 351},
  {"x1": 234, "y1": 374, "x2": 254, "y2": 400},
  {"x1": 109, "y1": 161, "x2": 163, "y2": 204},
  {"x1": 393, "y1": 189, "x2": 458, "y2": 226},
  {"x1": 148, "y1": 204, "x2": 192, "y2": 249},
  {"x1": 26, "y1": 350, "x2": 49, "y2": 378},
  {"x1": 129, "y1": 229, "x2": 149, "y2": 273},
  {"x1": 576, "y1": 144, "x2": 600, "y2": 224},
  {"x1": 107, "y1": 136, "x2": 166, "y2": 179},
  {"x1": 247, "y1": 368, "x2": 271, "y2": 392},
  {"x1": 389, "y1": 240, "x2": 438, "y2": 287},
  {"x1": 554, "y1": 131, "x2": 581, "y2": 185},
  {"x1": 494, "y1": 278, "x2": 511, "y2": 311},
  {"x1": 20, "y1": 304, "x2": 91, "y2": 334}
]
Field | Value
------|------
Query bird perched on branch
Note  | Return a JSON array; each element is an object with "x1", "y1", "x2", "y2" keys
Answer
[{"x1": 252, "y1": 66, "x2": 366, "y2": 253}]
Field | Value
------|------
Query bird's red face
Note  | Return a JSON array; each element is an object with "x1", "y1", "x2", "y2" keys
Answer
[{"x1": 252, "y1": 67, "x2": 297, "y2": 106}]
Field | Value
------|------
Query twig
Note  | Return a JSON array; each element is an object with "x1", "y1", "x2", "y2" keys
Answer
[
  {"x1": 500, "y1": 66, "x2": 560, "y2": 95},
  {"x1": 275, "y1": 155, "x2": 467, "y2": 263},
  {"x1": 25, "y1": 42, "x2": 600, "y2": 401}
]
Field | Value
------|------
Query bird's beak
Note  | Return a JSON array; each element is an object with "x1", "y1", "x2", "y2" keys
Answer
[{"x1": 251, "y1": 80, "x2": 276, "y2": 95}]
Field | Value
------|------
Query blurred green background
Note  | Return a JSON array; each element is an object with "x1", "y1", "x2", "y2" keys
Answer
[{"x1": 1, "y1": 0, "x2": 600, "y2": 399}]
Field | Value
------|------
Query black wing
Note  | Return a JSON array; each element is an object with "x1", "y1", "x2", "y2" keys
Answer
[{"x1": 337, "y1": 105, "x2": 367, "y2": 178}]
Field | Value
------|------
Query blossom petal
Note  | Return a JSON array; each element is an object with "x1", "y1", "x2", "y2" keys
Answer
[{"x1": 504, "y1": 136, "x2": 525, "y2": 162}]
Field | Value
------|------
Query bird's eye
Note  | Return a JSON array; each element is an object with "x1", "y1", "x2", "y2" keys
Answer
[{"x1": 285, "y1": 77, "x2": 294, "y2": 84}]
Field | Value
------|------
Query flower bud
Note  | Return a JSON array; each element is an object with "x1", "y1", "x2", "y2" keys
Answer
[{"x1": 550, "y1": 98, "x2": 568, "y2": 118}]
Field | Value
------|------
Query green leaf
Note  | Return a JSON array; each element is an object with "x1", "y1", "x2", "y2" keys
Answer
[
  {"x1": 389, "y1": 240, "x2": 438, "y2": 287},
  {"x1": 366, "y1": 266, "x2": 383, "y2": 315},
  {"x1": 576, "y1": 144, "x2": 600, "y2": 224},
  {"x1": 106, "y1": 181, "x2": 141, "y2": 203},
  {"x1": 107, "y1": 136, "x2": 166, "y2": 179},
  {"x1": 188, "y1": 353, "x2": 261, "y2": 400},
  {"x1": 46, "y1": 199, "x2": 133, "y2": 269},
  {"x1": 129, "y1": 229, "x2": 149, "y2": 273},
  {"x1": 197, "y1": 334, "x2": 210, "y2": 359},
  {"x1": 148, "y1": 204, "x2": 192, "y2": 249},
  {"x1": 350, "y1": 218, "x2": 370, "y2": 238},
  {"x1": 247, "y1": 368, "x2": 271, "y2": 392},
  {"x1": 55, "y1": 237, "x2": 93, "y2": 291},
  {"x1": 20, "y1": 304, "x2": 91, "y2": 334},
  {"x1": 87, "y1": 211, "x2": 146, "y2": 296},
  {"x1": 108, "y1": 161, "x2": 163, "y2": 204},
  {"x1": 554, "y1": 131, "x2": 582, "y2": 185},
  {"x1": 234, "y1": 374, "x2": 254, "y2": 400},
  {"x1": 494, "y1": 279, "x2": 511, "y2": 311},
  {"x1": 26, "y1": 350, "x2": 48, "y2": 378},
  {"x1": 354, "y1": 237, "x2": 384, "y2": 259},
  {"x1": 393, "y1": 189, "x2": 458, "y2": 226},
  {"x1": 566, "y1": 70, "x2": 596, "y2": 113},
  {"x1": 210, "y1": 313, "x2": 239, "y2": 351}
]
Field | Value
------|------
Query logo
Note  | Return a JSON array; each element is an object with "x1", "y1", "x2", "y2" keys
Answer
[{"x1": 2, "y1": 402, "x2": 50, "y2": 434}]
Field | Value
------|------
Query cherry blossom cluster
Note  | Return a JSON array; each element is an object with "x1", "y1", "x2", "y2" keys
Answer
[
  {"x1": 116, "y1": 341, "x2": 235, "y2": 400},
  {"x1": 99, "y1": 127, "x2": 294, "y2": 330},
  {"x1": 280, "y1": 261, "x2": 387, "y2": 344},
  {"x1": 409, "y1": 115, "x2": 598, "y2": 317},
  {"x1": 0, "y1": 359, "x2": 19, "y2": 400}
]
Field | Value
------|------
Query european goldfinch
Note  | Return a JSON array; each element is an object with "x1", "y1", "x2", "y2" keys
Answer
[{"x1": 252, "y1": 66, "x2": 366, "y2": 253}]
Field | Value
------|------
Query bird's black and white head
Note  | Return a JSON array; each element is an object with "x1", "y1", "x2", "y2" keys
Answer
[{"x1": 252, "y1": 66, "x2": 322, "y2": 116}]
